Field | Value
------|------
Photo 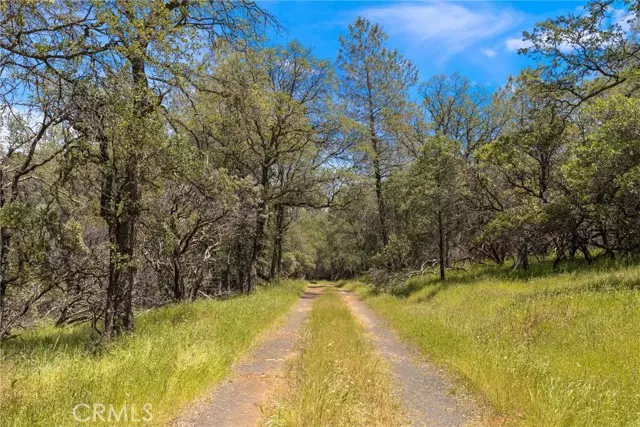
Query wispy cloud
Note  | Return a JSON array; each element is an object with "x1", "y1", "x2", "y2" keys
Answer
[
  {"x1": 504, "y1": 5, "x2": 637, "y2": 55},
  {"x1": 613, "y1": 8, "x2": 636, "y2": 33},
  {"x1": 361, "y1": 3, "x2": 522, "y2": 62},
  {"x1": 480, "y1": 48, "x2": 497, "y2": 58},
  {"x1": 505, "y1": 37, "x2": 533, "y2": 52}
]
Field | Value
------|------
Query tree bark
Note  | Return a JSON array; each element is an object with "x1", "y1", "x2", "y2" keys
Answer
[
  {"x1": 0, "y1": 170, "x2": 8, "y2": 339},
  {"x1": 103, "y1": 55, "x2": 147, "y2": 337},
  {"x1": 171, "y1": 258, "x2": 183, "y2": 301},
  {"x1": 270, "y1": 205, "x2": 285, "y2": 280},
  {"x1": 367, "y1": 75, "x2": 388, "y2": 248},
  {"x1": 0, "y1": 162, "x2": 20, "y2": 338},
  {"x1": 104, "y1": 194, "x2": 138, "y2": 336},
  {"x1": 248, "y1": 202, "x2": 267, "y2": 292},
  {"x1": 0, "y1": 237, "x2": 8, "y2": 339},
  {"x1": 514, "y1": 243, "x2": 529, "y2": 271},
  {"x1": 248, "y1": 164, "x2": 270, "y2": 292},
  {"x1": 372, "y1": 152, "x2": 388, "y2": 247},
  {"x1": 445, "y1": 231, "x2": 451, "y2": 268},
  {"x1": 223, "y1": 249, "x2": 231, "y2": 294},
  {"x1": 438, "y1": 210, "x2": 446, "y2": 281},
  {"x1": 580, "y1": 244, "x2": 592, "y2": 264}
]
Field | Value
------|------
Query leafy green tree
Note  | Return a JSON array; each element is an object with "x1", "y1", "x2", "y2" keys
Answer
[
  {"x1": 0, "y1": 111, "x2": 78, "y2": 338},
  {"x1": 521, "y1": 0, "x2": 640, "y2": 107},
  {"x1": 338, "y1": 17, "x2": 418, "y2": 248},
  {"x1": 0, "y1": 0, "x2": 274, "y2": 338},
  {"x1": 400, "y1": 137, "x2": 467, "y2": 280},
  {"x1": 478, "y1": 75, "x2": 570, "y2": 268},
  {"x1": 195, "y1": 41, "x2": 338, "y2": 290},
  {"x1": 564, "y1": 90, "x2": 640, "y2": 256},
  {"x1": 420, "y1": 73, "x2": 506, "y2": 157}
]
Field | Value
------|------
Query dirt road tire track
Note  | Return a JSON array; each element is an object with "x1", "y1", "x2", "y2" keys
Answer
[
  {"x1": 171, "y1": 286, "x2": 326, "y2": 427},
  {"x1": 339, "y1": 289, "x2": 487, "y2": 427}
]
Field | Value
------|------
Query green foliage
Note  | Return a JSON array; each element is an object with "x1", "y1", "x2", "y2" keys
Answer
[
  {"x1": 337, "y1": 17, "x2": 418, "y2": 248},
  {"x1": 0, "y1": 202, "x2": 29, "y2": 229}
]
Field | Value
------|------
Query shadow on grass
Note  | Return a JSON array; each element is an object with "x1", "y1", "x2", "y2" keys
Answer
[
  {"x1": 2, "y1": 298, "x2": 199, "y2": 360},
  {"x1": 390, "y1": 256, "x2": 640, "y2": 299},
  {"x1": 1, "y1": 322, "x2": 100, "y2": 361}
]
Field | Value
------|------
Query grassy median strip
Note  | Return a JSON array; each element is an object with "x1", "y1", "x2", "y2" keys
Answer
[
  {"x1": 349, "y1": 263, "x2": 640, "y2": 427},
  {"x1": 0, "y1": 281, "x2": 306, "y2": 427},
  {"x1": 265, "y1": 289, "x2": 405, "y2": 427}
]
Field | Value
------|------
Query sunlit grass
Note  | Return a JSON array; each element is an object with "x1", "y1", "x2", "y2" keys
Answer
[
  {"x1": 265, "y1": 289, "x2": 405, "y2": 427},
  {"x1": 0, "y1": 281, "x2": 306, "y2": 427},
  {"x1": 350, "y1": 261, "x2": 640, "y2": 426}
]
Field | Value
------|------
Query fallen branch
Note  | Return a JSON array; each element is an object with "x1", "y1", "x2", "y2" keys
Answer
[{"x1": 407, "y1": 259, "x2": 438, "y2": 278}]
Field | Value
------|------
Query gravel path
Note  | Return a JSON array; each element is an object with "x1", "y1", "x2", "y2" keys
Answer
[
  {"x1": 340, "y1": 289, "x2": 487, "y2": 427},
  {"x1": 171, "y1": 286, "x2": 325, "y2": 427}
]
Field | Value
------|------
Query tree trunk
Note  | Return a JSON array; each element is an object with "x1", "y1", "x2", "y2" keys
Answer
[
  {"x1": 104, "y1": 189, "x2": 138, "y2": 337},
  {"x1": 171, "y1": 257, "x2": 183, "y2": 301},
  {"x1": 488, "y1": 244, "x2": 505, "y2": 265},
  {"x1": 100, "y1": 136, "x2": 117, "y2": 336},
  {"x1": 580, "y1": 245, "x2": 592, "y2": 264},
  {"x1": 599, "y1": 225, "x2": 614, "y2": 259},
  {"x1": 0, "y1": 236, "x2": 9, "y2": 340},
  {"x1": 270, "y1": 205, "x2": 285, "y2": 280},
  {"x1": 235, "y1": 238, "x2": 246, "y2": 293},
  {"x1": 248, "y1": 203, "x2": 267, "y2": 292},
  {"x1": 372, "y1": 153, "x2": 388, "y2": 247},
  {"x1": 553, "y1": 250, "x2": 566, "y2": 268},
  {"x1": 445, "y1": 231, "x2": 451, "y2": 268},
  {"x1": 0, "y1": 167, "x2": 5, "y2": 339},
  {"x1": 367, "y1": 79, "x2": 388, "y2": 247},
  {"x1": 514, "y1": 243, "x2": 529, "y2": 271},
  {"x1": 0, "y1": 166, "x2": 15, "y2": 340},
  {"x1": 438, "y1": 210, "x2": 446, "y2": 281},
  {"x1": 248, "y1": 164, "x2": 270, "y2": 292},
  {"x1": 0, "y1": 236, "x2": 8, "y2": 339},
  {"x1": 569, "y1": 245, "x2": 577, "y2": 259},
  {"x1": 223, "y1": 249, "x2": 231, "y2": 294},
  {"x1": 103, "y1": 55, "x2": 147, "y2": 337}
]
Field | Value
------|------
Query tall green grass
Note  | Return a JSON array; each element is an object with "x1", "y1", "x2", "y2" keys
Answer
[
  {"x1": 351, "y1": 261, "x2": 640, "y2": 426},
  {"x1": 0, "y1": 281, "x2": 305, "y2": 427},
  {"x1": 265, "y1": 290, "x2": 405, "y2": 427}
]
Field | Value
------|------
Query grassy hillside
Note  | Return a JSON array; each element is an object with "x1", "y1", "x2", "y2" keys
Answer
[
  {"x1": 0, "y1": 281, "x2": 305, "y2": 427},
  {"x1": 265, "y1": 289, "x2": 405, "y2": 426},
  {"x1": 349, "y1": 261, "x2": 640, "y2": 427}
]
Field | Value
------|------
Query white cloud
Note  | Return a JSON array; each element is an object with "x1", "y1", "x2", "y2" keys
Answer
[
  {"x1": 504, "y1": 7, "x2": 637, "y2": 55},
  {"x1": 361, "y1": 3, "x2": 522, "y2": 61},
  {"x1": 505, "y1": 37, "x2": 533, "y2": 52},
  {"x1": 480, "y1": 48, "x2": 497, "y2": 58},
  {"x1": 613, "y1": 8, "x2": 636, "y2": 33},
  {"x1": 506, "y1": 34, "x2": 597, "y2": 55}
]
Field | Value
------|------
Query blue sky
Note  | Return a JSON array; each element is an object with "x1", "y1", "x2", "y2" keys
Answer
[{"x1": 261, "y1": 1, "x2": 588, "y2": 89}]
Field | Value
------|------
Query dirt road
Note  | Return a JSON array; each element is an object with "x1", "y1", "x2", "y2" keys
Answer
[
  {"x1": 172, "y1": 284, "x2": 485, "y2": 426},
  {"x1": 340, "y1": 289, "x2": 486, "y2": 427},
  {"x1": 171, "y1": 285, "x2": 326, "y2": 427}
]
